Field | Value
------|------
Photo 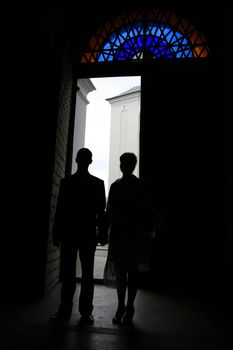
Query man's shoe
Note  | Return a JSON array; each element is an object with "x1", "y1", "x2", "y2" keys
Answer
[{"x1": 79, "y1": 314, "x2": 94, "y2": 325}]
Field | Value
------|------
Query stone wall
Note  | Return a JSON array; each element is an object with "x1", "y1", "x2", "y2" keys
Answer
[{"x1": 45, "y1": 49, "x2": 74, "y2": 294}]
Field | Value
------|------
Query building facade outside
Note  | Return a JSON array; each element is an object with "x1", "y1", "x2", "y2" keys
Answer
[
  {"x1": 107, "y1": 86, "x2": 141, "y2": 191},
  {"x1": 72, "y1": 79, "x2": 96, "y2": 173}
]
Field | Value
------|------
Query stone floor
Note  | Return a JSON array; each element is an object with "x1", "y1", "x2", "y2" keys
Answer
[{"x1": 1, "y1": 280, "x2": 233, "y2": 350}]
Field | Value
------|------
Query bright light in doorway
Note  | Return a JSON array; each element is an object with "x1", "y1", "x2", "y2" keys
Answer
[{"x1": 85, "y1": 76, "x2": 141, "y2": 192}]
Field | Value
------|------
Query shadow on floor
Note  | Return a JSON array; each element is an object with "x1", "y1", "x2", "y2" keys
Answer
[{"x1": 1, "y1": 282, "x2": 233, "y2": 350}]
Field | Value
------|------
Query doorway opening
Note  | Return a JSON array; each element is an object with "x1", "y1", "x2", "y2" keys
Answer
[{"x1": 74, "y1": 75, "x2": 141, "y2": 281}]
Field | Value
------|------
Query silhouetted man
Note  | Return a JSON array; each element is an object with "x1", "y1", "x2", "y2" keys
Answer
[{"x1": 51, "y1": 148, "x2": 107, "y2": 324}]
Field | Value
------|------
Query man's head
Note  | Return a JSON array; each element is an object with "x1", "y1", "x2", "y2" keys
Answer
[
  {"x1": 120, "y1": 152, "x2": 137, "y2": 175},
  {"x1": 76, "y1": 148, "x2": 92, "y2": 169}
]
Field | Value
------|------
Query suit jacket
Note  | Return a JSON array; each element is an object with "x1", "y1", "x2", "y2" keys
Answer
[{"x1": 53, "y1": 171, "x2": 106, "y2": 244}]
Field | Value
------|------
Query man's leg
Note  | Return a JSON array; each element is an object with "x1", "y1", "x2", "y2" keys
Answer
[
  {"x1": 78, "y1": 241, "x2": 96, "y2": 318},
  {"x1": 59, "y1": 243, "x2": 78, "y2": 316},
  {"x1": 51, "y1": 242, "x2": 77, "y2": 321}
]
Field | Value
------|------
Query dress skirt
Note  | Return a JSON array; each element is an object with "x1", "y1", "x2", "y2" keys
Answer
[{"x1": 103, "y1": 228, "x2": 150, "y2": 287}]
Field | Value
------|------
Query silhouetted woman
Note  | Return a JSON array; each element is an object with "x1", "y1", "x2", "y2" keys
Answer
[{"x1": 104, "y1": 152, "x2": 154, "y2": 324}]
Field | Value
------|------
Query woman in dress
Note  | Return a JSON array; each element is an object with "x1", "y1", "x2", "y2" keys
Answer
[{"x1": 105, "y1": 152, "x2": 154, "y2": 324}]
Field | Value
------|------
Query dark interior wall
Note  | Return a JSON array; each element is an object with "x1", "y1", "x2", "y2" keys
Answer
[
  {"x1": 140, "y1": 60, "x2": 228, "y2": 295},
  {"x1": 1, "y1": 3, "x2": 65, "y2": 302},
  {"x1": 226, "y1": 6, "x2": 233, "y2": 294},
  {"x1": 137, "y1": 2, "x2": 232, "y2": 296}
]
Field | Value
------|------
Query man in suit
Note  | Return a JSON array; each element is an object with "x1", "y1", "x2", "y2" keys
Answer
[{"x1": 51, "y1": 148, "x2": 107, "y2": 324}]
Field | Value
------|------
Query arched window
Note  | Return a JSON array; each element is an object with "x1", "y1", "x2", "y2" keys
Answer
[{"x1": 80, "y1": 9, "x2": 209, "y2": 63}]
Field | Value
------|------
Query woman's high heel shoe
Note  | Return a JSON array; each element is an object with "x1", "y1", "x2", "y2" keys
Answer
[
  {"x1": 112, "y1": 305, "x2": 126, "y2": 324},
  {"x1": 122, "y1": 305, "x2": 135, "y2": 324}
]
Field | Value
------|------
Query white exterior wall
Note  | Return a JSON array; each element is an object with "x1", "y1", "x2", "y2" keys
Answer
[
  {"x1": 108, "y1": 91, "x2": 140, "y2": 190},
  {"x1": 72, "y1": 79, "x2": 96, "y2": 174},
  {"x1": 72, "y1": 79, "x2": 96, "y2": 278}
]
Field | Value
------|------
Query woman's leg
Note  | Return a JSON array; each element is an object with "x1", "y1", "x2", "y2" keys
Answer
[
  {"x1": 112, "y1": 264, "x2": 127, "y2": 323},
  {"x1": 124, "y1": 263, "x2": 138, "y2": 323}
]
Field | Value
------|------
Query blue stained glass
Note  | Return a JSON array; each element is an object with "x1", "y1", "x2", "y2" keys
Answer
[
  {"x1": 114, "y1": 35, "x2": 174, "y2": 60},
  {"x1": 116, "y1": 38, "x2": 122, "y2": 46},
  {"x1": 120, "y1": 30, "x2": 128, "y2": 39},
  {"x1": 184, "y1": 49, "x2": 192, "y2": 57},
  {"x1": 107, "y1": 55, "x2": 114, "y2": 61},
  {"x1": 150, "y1": 27, "x2": 157, "y2": 36},
  {"x1": 169, "y1": 36, "x2": 178, "y2": 45},
  {"x1": 165, "y1": 31, "x2": 173, "y2": 42},
  {"x1": 128, "y1": 30, "x2": 133, "y2": 38},
  {"x1": 146, "y1": 36, "x2": 153, "y2": 46},
  {"x1": 110, "y1": 33, "x2": 117, "y2": 42},
  {"x1": 180, "y1": 37, "x2": 189, "y2": 45},
  {"x1": 132, "y1": 28, "x2": 139, "y2": 36},
  {"x1": 98, "y1": 21, "x2": 194, "y2": 61},
  {"x1": 104, "y1": 43, "x2": 111, "y2": 50},
  {"x1": 137, "y1": 37, "x2": 144, "y2": 47},
  {"x1": 81, "y1": 9, "x2": 209, "y2": 63},
  {"x1": 98, "y1": 54, "x2": 105, "y2": 62},
  {"x1": 172, "y1": 45, "x2": 179, "y2": 53},
  {"x1": 176, "y1": 32, "x2": 183, "y2": 40}
]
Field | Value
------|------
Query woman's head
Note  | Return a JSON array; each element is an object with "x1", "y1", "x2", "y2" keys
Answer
[{"x1": 120, "y1": 152, "x2": 137, "y2": 175}]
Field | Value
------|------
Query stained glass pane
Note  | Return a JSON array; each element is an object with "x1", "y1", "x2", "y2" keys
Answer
[{"x1": 80, "y1": 10, "x2": 209, "y2": 63}]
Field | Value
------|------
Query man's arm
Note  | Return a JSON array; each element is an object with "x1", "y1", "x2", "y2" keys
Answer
[{"x1": 96, "y1": 181, "x2": 108, "y2": 246}]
